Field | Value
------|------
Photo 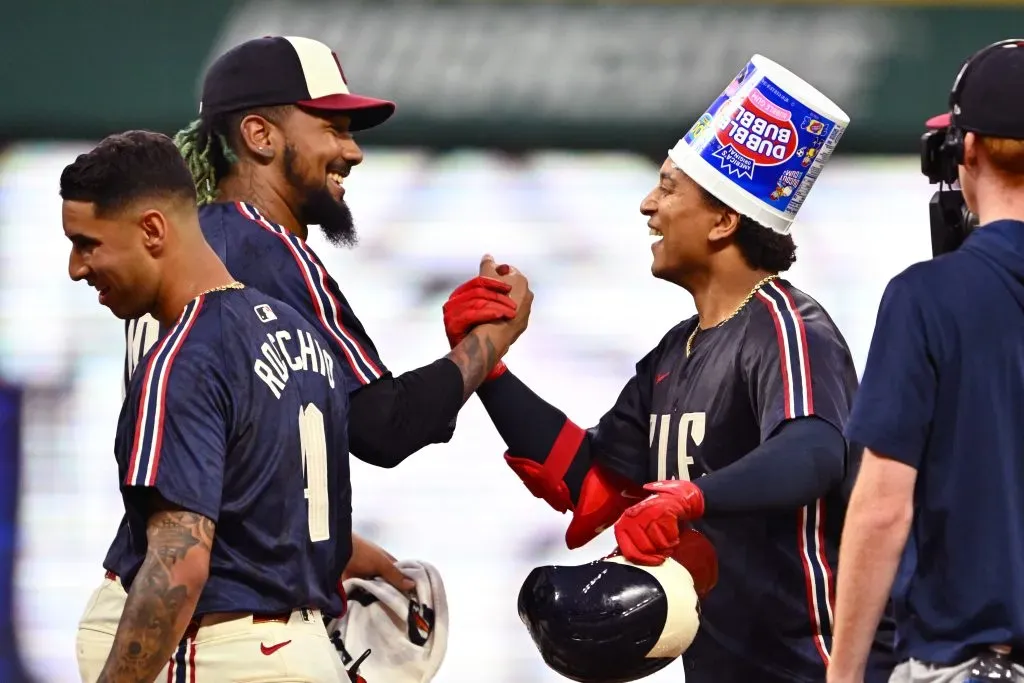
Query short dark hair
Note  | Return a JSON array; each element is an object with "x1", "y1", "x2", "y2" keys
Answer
[
  {"x1": 59, "y1": 130, "x2": 198, "y2": 217},
  {"x1": 699, "y1": 187, "x2": 797, "y2": 272},
  {"x1": 174, "y1": 106, "x2": 292, "y2": 205}
]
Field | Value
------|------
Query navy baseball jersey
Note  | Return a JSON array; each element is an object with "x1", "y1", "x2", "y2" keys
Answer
[
  {"x1": 123, "y1": 201, "x2": 386, "y2": 398},
  {"x1": 846, "y1": 219, "x2": 1024, "y2": 665},
  {"x1": 591, "y1": 279, "x2": 857, "y2": 680},
  {"x1": 108, "y1": 201, "x2": 387, "y2": 576},
  {"x1": 110, "y1": 286, "x2": 352, "y2": 617}
]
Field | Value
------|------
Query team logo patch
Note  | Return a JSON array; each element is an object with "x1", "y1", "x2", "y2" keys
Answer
[{"x1": 254, "y1": 303, "x2": 277, "y2": 323}]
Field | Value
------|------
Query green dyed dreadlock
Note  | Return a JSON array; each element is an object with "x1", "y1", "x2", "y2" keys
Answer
[
  {"x1": 173, "y1": 118, "x2": 238, "y2": 206},
  {"x1": 173, "y1": 106, "x2": 290, "y2": 206}
]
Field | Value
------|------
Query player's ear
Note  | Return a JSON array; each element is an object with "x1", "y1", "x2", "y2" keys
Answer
[
  {"x1": 238, "y1": 114, "x2": 279, "y2": 162},
  {"x1": 138, "y1": 208, "x2": 169, "y2": 255},
  {"x1": 962, "y1": 131, "x2": 979, "y2": 170},
  {"x1": 707, "y1": 207, "x2": 740, "y2": 243}
]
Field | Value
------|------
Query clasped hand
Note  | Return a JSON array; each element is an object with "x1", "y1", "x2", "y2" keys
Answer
[{"x1": 442, "y1": 254, "x2": 533, "y2": 380}]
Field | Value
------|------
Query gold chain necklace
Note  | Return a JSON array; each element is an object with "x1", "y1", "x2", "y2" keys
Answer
[
  {"x1": 686, "y1": 274, "x2": 779, "y2": 358},
  {"x1": 198, "y1": 280, "x2": 245, "y2": 297}
]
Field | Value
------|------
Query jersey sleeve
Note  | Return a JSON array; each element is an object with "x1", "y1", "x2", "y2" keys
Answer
[
  {"x1": 748, "y1": 288, "x2": 855, "y2": 441},
  {"x1": 587, "y1": 347, "x2": 658, "y2": 486},
  {"x1": 226, "y1": 204, "x2": 388, "y2": 395},
  {"x1": 844, "y1": 275, "x2": 936, "y2": 469},
  {"x1": 122, "y1": 340, "x2": 228, "y2": 522}
]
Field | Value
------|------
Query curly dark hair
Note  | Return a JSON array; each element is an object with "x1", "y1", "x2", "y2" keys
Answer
[
  {"x1": 173, "y1": 105, "x2": 292, "y2": 205},
  {"x1": 59, "y1": 130, "x2": 197, "y2": 216},
  {"x1": 698, "y1": 187, "x2": 797, "y2": 272}
]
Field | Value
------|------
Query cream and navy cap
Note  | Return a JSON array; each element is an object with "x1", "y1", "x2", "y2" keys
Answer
[{"x1": 199, "y1": 36, "x2": 395, "y2": 131}]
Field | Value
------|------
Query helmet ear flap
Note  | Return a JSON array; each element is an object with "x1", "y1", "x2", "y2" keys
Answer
[{"x1": 518, "y1": 554, "x2": 702, "y2": 682}]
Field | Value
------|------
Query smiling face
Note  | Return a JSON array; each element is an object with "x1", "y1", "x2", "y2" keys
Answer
[
  {"x1": 62, "y1": 200, "x2": 163, "y2": 319},
  {"x1": 639, "y1": 159, "x2": 738, "y2": 284},
  {"x1": 58, "y1": 130, "x2": 199, "y2": 320},
  {"x1": 272, "y1": 107, "x2": 364, "y2": 246}
]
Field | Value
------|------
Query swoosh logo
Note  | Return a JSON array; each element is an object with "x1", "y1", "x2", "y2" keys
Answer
[
  {"x1": 621, "y1": 490, "x2": 644, "y2": 499},
  {"x1": 260, "y1": 640, "x2": 292, "y2": 656},
  {"x1": 655, "y1": 372, "x2": 670, "y2": 384}
]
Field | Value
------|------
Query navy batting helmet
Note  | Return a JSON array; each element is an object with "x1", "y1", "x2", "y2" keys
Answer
[{"x1": 517, "y1": 530, "x2": 716, "y2": 683}]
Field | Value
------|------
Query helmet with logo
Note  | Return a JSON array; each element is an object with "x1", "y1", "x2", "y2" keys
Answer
[{"x1": 517, "y1": 528, "x2": 717, "y2": 683}]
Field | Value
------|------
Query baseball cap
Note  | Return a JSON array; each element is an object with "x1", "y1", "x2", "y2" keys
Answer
[
  {"x1": 200, "y1": 36, "x2": 395, "y2": 132},
  {"x1": 925, "y1": 39, "x2": 1024, "y2": 137}
]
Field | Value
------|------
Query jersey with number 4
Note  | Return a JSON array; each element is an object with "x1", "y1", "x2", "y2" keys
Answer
[
  {"x1": 589, "y1": 279, "x2": 858, "y2": 681},
  {"x1": 110, "y1": 286, "x2": 351, "y2": 617},
  {"x1": 109, "y1": 201, "x2": 388, "y2": 582}
]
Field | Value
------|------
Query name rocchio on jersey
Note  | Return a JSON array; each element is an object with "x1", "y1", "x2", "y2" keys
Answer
[{"x1": 253, "y1": 303, "x2": 337, "y2": 399}]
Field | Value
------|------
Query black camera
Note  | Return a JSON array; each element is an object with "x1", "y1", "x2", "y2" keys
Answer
[{"x1": 920, "y1": 128, "x2": 978, "y2": 256}]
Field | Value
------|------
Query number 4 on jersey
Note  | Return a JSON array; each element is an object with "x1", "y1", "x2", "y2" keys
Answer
[{"x1": 299, "y1": 404, "x2": 330, "y2": 542}]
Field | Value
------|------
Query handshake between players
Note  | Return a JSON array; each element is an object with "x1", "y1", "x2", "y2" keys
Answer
[{"x1": 442, "y1": 253, "x2": 533, "y2": 383}]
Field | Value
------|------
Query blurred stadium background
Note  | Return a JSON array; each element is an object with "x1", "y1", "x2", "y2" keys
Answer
[{"x1": 1, "y1": 0, "x2": 1021, "y2": 681}]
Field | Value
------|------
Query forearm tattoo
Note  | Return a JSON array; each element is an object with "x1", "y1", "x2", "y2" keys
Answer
[
  {"x1": 96, "y1": 510, "x2": 215, "y2": 683},
  {"x1": 447, "y1": 329, "x2": 500, "y2": 402}
]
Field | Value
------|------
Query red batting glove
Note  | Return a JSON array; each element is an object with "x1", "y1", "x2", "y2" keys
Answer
[
  {"x1": 613, "y1": 480, "x2": 706, "y2": 566},
  {"x1": 442, "y1": 276, "x2": 516, "y2": 346},
  {"x1": 442, "y1": 276, "x2": 517, "y2": 381}
]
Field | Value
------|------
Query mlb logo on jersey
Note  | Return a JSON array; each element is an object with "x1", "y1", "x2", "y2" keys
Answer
[{"x1": 254, "y1": 304, "x2": 278, "y2": 323}]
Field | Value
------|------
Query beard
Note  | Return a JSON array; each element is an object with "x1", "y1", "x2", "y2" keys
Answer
[{"x1": 283, "y1": 144, "x2": 357, "y2": 247}]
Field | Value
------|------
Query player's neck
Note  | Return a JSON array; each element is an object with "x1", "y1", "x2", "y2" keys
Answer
[
  {"x1": 217, "y1": 172, "x2": 310, "y2": 241},
  {"x1": 153, "y1": 245, "x2": 236, "y2": 328},
  {"x1": 974, "y1": 184, "x2": 1024, "y2": 226},
  {"x1": 690, "y1": 266, "x2": 774, "y2": 330}
]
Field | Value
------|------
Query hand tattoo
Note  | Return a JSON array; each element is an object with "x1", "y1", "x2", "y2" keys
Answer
[
  {"x1": 447, "y1": 328, "x2": 500, "y2": 401},
  {"x1": 97, "y1": 508, "x2": 215, "y2": 683}
]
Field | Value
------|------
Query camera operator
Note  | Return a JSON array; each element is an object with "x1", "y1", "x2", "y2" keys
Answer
[{"x1": 827, "y1": 39, "x2": 1024, "y2": 683}]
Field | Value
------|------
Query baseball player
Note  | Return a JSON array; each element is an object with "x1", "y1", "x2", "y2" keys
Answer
[
  {"x1": 448, "y1": 66, "x2": 898, "y2": 681},
  {"x1": 828, "y1": 40, "x2": 1024, "y2": 683},
  {"x1": 79, "y1": 35, "x2": 527, "y2": 680},
  {"x1": 61, "y1": 130, "x2": 354, "y2": 682}
]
